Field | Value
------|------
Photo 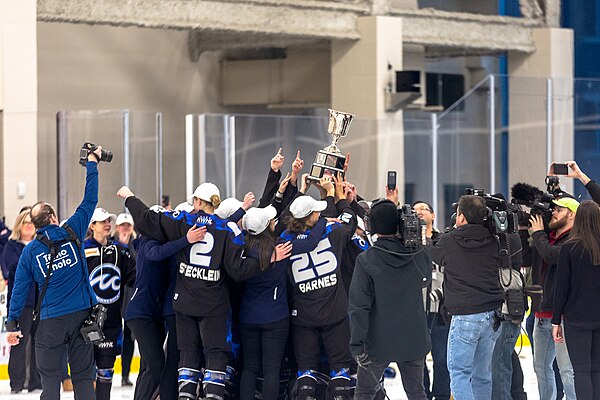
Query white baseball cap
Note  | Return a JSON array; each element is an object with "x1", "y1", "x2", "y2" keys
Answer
[
  {"x1": 175, "y1": 202, "x2": 194, "y2": 213},
  {"x1": 289, "y1": 196, "x2": 327, "y2": 219},
  {"x1": 193, "y1": 183, "x2": 220, "y2": 203},
  {"x1": 116, "y1": 213, "x2": 134, "y2": 226},
  {"x1": 215, "y1": 198, "x2": 243, "y2": 219},
  {"x1": 243, "y1": 206, "x2": 277, "y2": 235},
  {"x1": 90, "y1": 208, "x2": 116, "y2": 223}
]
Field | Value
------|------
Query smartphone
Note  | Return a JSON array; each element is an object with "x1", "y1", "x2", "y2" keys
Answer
[
  {"x1": 553, "y1": 163, "x2": 569, "y2": 175},
  {"x1": 161, "y1": 195, "x2": 170, "y2": 207},
  {"x1": 387, "y1": 171, "x2": 397, "y2": 190}
]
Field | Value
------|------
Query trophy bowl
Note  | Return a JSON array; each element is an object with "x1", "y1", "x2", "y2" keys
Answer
[{"x1": 308, "y1": 109, "x2": 355, "y2": 182}]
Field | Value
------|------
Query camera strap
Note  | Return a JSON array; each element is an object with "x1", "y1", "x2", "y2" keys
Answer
[{"x1": 33, "y1": 224, "x2": 81, "y2": 321}]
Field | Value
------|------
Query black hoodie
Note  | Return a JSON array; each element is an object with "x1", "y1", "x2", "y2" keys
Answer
[
  {"x1": 430, "y1": 224, "x2": 504, "y2": 315},
  {"x1": 349, "y1": 237, "x2": 431, "y2": 363}
]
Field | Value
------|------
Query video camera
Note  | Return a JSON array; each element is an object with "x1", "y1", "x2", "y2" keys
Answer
[
  {"x1": 365, "y1": 201, "x2": 425, "y2": 248},
  {"x1": 462, "y1": 188, "x2": 518, "y2": 236},
  {"x1": 398, "y1": 204, "x2": 425, "y2": 248},
  {"x1": 79, "y1": 142, "x2": 113, "y2": 166},
  {"x1": 511, "y1": 176, "x2": 567, "y2": 227}
]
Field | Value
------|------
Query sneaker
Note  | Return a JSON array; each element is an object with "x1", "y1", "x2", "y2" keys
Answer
[
  {"x1": 122, "y1": 377, "x2": 134, "y2": 387},
  {"x1": 10, "y1": 389, "x2": 22, "y2": 394}
]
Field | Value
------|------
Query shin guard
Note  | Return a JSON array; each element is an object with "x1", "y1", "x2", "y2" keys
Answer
[
  {"x1": 203, "y1": 369, "x2": 227, "y2": 400},
  {"x1": 178, "y1": 367, "x2": 201, "y2": 400}
]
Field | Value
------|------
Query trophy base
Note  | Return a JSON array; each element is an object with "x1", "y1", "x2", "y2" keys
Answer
[{"x1": 308, "y1": 150, "x2": 346, "y2": 181}]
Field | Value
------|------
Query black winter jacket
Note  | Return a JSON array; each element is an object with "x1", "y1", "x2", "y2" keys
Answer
[
  {"x1": 430, "y1": 224, "x2": 504, "y2": 315},
  {"x1": 349, "y1": 237, "x2": 431, "y2": 363},
  {"x1": 531, "y1": 229, "x2": 570, "y2": 312}
]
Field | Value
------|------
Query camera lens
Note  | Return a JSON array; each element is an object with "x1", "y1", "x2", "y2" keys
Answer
[{"x1": 100, "y1": 150, "x2": 113, "y2": 163}]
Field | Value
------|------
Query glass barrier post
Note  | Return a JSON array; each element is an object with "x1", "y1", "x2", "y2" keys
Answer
[
  {"x1": 546, "y1": 78, "x2": 553, "y2": 168},
  {"x1": 224, "y1": 115, "x2": 237, "y2": 198},
  {"x1": 123, "y1": 110, "x2": 130, "y2": 188},
  {"x1": 489, "y1": 74, "x2": 496, "y2": 193},
  {"x1": 431, "y1": 113, "x2": 439, "y2": 216}
]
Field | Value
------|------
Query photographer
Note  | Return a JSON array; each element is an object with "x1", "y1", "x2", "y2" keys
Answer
[
  {"x1": 349, "y1": 199, "x2": 431, "y2": 400},
  {"x1": 429, "y1": 195, "x2": 504, "y2": 400},
  {"x1": 530, "y1": 197, "x2": 578, "y2": 400},
  {"x1": 412, "y1": 200, "x2": 450, "y2": 400},
  {"x1": 5, "y1": 146, "x2": 104, "y2": 399}
]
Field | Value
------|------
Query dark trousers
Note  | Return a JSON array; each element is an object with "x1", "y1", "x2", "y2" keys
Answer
[
  {"x1": 128, "y1": 318, "x2": 166, "y2": 400},
  {"x1": 291, "y1": 317, "x2": 352, "y2": 371},
  {"x1": 176, "y1": 312, "x2": 229, "y2": 398},
  {"x1": 356, "y1": 359, "x2": 427, "y2": 400},
  {"x1": 161, "y1": 315, "x2": 179, "y2": 400},
  {"x1": 121, "y1": 323, "x2": 135, "y2": 380},
  {"x1": 423, "y1": 313, "x2": 450, "y2": 400},
  {"x1": 240, "y1": 318, "x2": 289, "y2": 400},
  {"x1": 511, "y1": 350, "x2": 527, "y2": 400},
  {"x1": 8, "y1": 306, "x2": 41, "y2": 391},
  {"x1": 35, "y1": 309, "x2": 96, "y2": 400},
  {"x1": 564, "y1": 320, "x2": 600, "y2": 400}
]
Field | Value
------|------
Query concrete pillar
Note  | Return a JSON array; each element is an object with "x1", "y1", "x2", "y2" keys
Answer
[
  {"x1": 508, "y1": 28, "x2": 574, "y2": 194},
  {"x1": 0, "y1": 0, "x2": 38, "y2": 224},
  {"x1": 331, "y1": 16, "x2": 405, "y2": 200}
]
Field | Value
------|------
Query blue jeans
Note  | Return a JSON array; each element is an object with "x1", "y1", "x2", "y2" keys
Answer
[
  {"x1": 447, "y1": 311, "x2": 499, "y2": 400},
  {"x1": 423, "y1": 313, "x2": 450, "y2": 400},
  {"x1": 491, "y1": 321, "x2": 521, "y2": 400},
  {"x1": 533, "y1": 317, "x2": 577, "y2": 400}
]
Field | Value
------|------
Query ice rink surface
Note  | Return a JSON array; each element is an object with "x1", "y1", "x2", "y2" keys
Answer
[{"x1": 1, "y1": 345, "x2": 542, "y2": 399}]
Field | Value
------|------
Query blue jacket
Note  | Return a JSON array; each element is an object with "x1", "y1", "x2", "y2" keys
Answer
[
  {"x1": 240, "y1": 218, "x2": 328, "y2": 325},
  {"x1": 8, "y1": 162, "x2": 99, "y2": 323},
  {"x1": 125, "y1": 235, "x2": 188, "y2": 322},
  {"x1": 4, "y1": 240, "x2": 35, "y2": 309}
]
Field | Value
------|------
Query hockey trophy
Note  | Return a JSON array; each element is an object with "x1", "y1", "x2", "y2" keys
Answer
[{"x1": 308, "y1": 109, "x2": 355, "y2": 181}]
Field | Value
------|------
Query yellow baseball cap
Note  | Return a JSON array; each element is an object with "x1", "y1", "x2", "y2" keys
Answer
[{"x1": 552, "y1": 197, "x2": 579, "y2": 213}]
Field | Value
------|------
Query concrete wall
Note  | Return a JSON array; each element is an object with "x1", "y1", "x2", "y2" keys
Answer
[{"x1": 37, "y1": 22, "x2": 225, "y2": 209}]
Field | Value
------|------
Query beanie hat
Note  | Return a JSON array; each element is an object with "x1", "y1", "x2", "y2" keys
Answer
[{"x1": 368, "y1": 200, "x2": 399, "y2": 235}]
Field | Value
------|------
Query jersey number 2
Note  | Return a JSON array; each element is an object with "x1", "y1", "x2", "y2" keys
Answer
[{"x1": 189, "y1": 232, "x2": 214, "y2": 268}]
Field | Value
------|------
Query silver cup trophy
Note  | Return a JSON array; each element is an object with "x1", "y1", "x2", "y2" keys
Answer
[{"x1": 308, "y1": 109, "x2": 355, "y2": 181}]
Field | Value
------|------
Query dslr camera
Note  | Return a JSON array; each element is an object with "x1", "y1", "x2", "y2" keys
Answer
[
  {"x1": 79, "y1": 142, "x2": 113, "y2": 166},
  {"x1": 80, "y1": 304, "x2": 107, "y2": 344}
]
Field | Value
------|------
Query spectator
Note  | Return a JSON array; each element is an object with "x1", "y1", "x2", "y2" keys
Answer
[
  {"x1": 349, "y1": 199, "x2": 431, "y2": 400},
  {"x1": 4, "y1": 207, "x2": 41, "y2": 394},
  {"x1": 552, "y1": 200, "x2": 600, "y2": 399},
  {"x1": 430, "y1": 195, "x2": 504, "y2": 400},
  {"x1": 530, "y1": 197, "x2": 578, "y2": 400},
  {"x1": 5, "y1": 147, "x2": 104, "y2": 399}
]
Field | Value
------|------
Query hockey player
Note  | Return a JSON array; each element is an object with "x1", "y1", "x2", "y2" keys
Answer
[
  {"x1": 281, "y1": 174, "x2": 357, "y2": 400},
  {"x1": 117, "y1": 183, "x2": 263, "y2": 400},
  {"x1": 84, "y1": 207, "x2": 136, "y2": 400}
]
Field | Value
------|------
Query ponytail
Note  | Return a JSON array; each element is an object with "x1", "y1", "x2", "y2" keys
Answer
[{"x1": 210, "y1": 195, "x2": 221, "y2": 209}]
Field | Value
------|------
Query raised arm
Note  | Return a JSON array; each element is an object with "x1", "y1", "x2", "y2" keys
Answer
[{"x1": 119, "y1": 187, "x2": 183, "y2": 243}]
